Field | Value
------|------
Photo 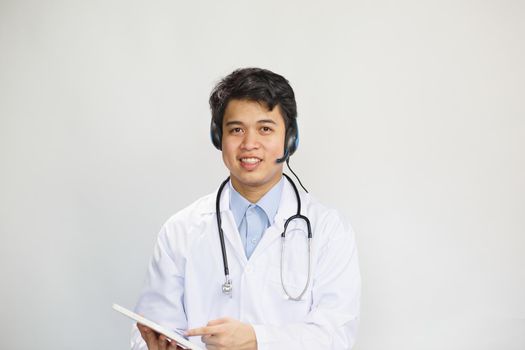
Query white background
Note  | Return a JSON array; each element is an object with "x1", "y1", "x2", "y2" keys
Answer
[{"x1": 1, "y1": 0, "x2": 524, "y2": 349}]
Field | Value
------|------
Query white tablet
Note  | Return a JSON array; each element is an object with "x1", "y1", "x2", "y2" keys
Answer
[{"x1": 112, "y1": 303, "x2": 204, "y2": 350}]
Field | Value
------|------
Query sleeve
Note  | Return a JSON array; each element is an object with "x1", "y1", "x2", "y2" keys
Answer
[
  {"x1": 252, "y1": 211, "x2": 361, "y2": 350},
  {"x1": 131, "y1": 223, "x2": 188, "y2": 350}
]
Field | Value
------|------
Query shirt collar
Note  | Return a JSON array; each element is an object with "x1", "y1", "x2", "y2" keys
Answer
[{"x1": 229, "y1": 177, "x2": 284, "y2": 226}]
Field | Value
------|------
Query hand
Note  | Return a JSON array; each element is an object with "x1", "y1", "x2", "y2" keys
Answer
[
  {"x1": 137, "y1": 323, "x2": 184, "y2": 350},
  {"x1": 186, "y1": 318, "x2": 257, "y2": 350}
]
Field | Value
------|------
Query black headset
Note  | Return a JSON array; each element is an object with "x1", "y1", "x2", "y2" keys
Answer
[{"x1": 210, "y1": 116, "x2": 299, "y2": 163}]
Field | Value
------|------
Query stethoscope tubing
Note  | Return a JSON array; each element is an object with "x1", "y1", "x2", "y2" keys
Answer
[{"x1": 215, "y1": 173, "x2": 312, "y2": 300}]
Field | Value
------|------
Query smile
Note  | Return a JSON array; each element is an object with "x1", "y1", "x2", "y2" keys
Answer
[{"x1": 240, "y1": 157, "x2": 261, "y2": 164}]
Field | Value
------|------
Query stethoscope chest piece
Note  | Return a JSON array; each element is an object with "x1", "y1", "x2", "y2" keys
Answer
[{"x1": 222, "y1": 276, "x2": 233, "y2": 298}]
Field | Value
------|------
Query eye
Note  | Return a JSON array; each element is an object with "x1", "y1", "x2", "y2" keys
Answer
[
  {"x1": 230, "y1": 127, "x2": 243, "y2": 135},
  {"x1": 260, "y1": 126, "x2": 273, "y2": 134}
]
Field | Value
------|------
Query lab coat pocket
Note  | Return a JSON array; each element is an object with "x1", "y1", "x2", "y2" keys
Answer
[
  {"x1": 266, "y1": 264, "x2": 311, "y2": 302},
  {"x1": 266, "y1": 226, "x2": 311, "y2": 300},
  {"x1": 263, "y1": 264, "x2": 312, "y2": 321}
]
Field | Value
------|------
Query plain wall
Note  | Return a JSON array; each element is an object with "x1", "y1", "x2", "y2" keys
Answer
[{"x1": 0, "y1": 0, "x2": 524, "y2": 349}]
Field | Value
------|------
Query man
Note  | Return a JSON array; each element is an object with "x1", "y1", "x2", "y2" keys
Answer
[{"x1": 131, "y1": 68, "x2": 360, "y2": 350}]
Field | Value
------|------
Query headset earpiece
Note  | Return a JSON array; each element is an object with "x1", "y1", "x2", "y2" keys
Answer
[
  {"x1": 276, "y1": 118, "x2": 299, "y2": 163},
  {"x1": 286, "y1": 119, "x2": 299, "y2": 157},
  {"x1": 210, "y1": 118, "x2": 222, "y2": 150}
]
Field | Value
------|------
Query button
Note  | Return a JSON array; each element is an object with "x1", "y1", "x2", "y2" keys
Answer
[
  {"x1": 251, "y1": 238, "x2": 257, "y2": 244},
  {"x1": 245, "y1": 266, "x2": 253, "y2": 273}
]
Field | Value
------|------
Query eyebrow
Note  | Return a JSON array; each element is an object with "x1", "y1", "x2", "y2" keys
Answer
[{"x1": 224, "y1": 119, "x2": 278, "y2": 127}]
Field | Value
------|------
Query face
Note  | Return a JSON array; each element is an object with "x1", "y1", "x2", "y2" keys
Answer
[{"x1": 221, "y1": 99, "x2": 286, "y2": 197}]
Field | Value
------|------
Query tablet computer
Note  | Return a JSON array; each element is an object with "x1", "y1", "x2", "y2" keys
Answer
[{"x1": 112, "y1": 303, "x2": 204, "y2": 350}]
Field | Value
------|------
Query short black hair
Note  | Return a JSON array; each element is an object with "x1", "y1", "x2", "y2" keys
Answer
[{"x1": 209, "y1": 68, "x2": 297, "y2": 130}]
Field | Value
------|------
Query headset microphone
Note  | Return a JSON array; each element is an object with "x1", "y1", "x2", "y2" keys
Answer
[{"x1": 275, "y1": 150, "x2": 290, "y2": 164}]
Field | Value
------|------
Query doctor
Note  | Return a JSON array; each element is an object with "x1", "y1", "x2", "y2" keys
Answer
[{"x1": 131, "y1": 68, "x2": 360, "y2": 350}]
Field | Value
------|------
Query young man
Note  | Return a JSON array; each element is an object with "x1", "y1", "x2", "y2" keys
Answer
[{"x1": 131, "y1": 68, "x2": 360, "y2": 350}]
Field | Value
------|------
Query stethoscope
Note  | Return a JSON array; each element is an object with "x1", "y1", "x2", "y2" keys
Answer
[{"x1": 215, "y1": 173, "x2": 312, "y2": 301}]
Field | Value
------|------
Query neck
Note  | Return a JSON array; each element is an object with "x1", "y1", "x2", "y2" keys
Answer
[{"x1": 231, "y1": 175, "x2": 282, "y2": 203}]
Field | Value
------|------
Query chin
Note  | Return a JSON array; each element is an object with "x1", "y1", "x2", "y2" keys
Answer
[
  {"x1": 234, "y1": 173, "x2": 265, "y2": 187},
  {"x1": 234, "y1": 170, "x2": 281, "y2": 188}
]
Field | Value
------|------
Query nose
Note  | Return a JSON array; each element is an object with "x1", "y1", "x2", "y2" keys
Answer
[{"x1": 241, "y1": 129, "x2": 260, "y2": 150}]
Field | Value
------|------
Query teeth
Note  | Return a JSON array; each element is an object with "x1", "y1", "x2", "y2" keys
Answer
[{"x1": 241, "y1": 158, "x2": 260, "y2": 164}]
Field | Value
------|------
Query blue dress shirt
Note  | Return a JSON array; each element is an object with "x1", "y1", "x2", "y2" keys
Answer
[{"x1": 229, "y1": 177, "x2": 284, "y2": 259}]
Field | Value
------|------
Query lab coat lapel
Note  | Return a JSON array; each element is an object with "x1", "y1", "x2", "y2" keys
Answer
[
  {"x1": 249, "y1": 179, "x2": 297, "y2": 259},
  {"x1": 218, "y1": 185, "x2": 248, "y2": 266}
]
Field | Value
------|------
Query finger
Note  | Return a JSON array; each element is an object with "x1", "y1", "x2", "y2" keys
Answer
[
  {"x1": 207, "y1": 318, "x2": 231, "y2": 326},
  {"x1": 137, "y1": 321, "x2": 150, "y2": 336},
  {"x1": 138, "y1": 324, "x2": 159, "y2": 350},
  {"x1": 167, "y1": 341, "x2": 181, "y2": 350},
  {"x1": 145, "y1": 331, "x2": 160, "y2": 349},
  {"x1": 201, "y1": 334, "x2": 213, "y2": 345},
  {"x1": 186, "y1": 325, "x2": 220, "y2": 336},
  {"x1": 136, "y1": 324, "x2": 148, "y2": 340},
  {"x1": 137, "y1": 323, "x2": 147, "y2": 339},
  {"x1": 162, "y1": 335, "x2": 174, "y2": 350},
  {"x1": 191, "y1": 325, "x2": 227, "y2": 336},
  {"x1": 202, "y1": 335, "x2": 223, "y2": 347}
]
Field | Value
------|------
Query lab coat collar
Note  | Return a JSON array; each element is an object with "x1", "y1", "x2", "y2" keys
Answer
[
  {"x1": 201, "y1": 176, "x2": 300, "y2": 223},
  {"x1": 273, "y1": 177, "x2": 301, "y2": 230}
]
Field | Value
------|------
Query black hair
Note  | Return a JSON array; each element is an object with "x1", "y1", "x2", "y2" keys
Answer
[{"x1": 209, "y1": 68, "x2": 297, "y2": 131}]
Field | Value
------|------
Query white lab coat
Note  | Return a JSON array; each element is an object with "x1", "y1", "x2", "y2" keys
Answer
[{"x1": 131, "y1": 180, "x2": 360, "y2": 349}]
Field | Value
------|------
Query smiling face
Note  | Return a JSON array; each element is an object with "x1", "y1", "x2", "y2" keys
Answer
[{"x1": 221, "y1": 99, "x2": 286, "y2": 202}]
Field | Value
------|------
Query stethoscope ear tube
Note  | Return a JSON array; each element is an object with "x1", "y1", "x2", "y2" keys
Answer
[
  {"x1": 216, "y1": 177, "x2": 232, "y2": 296},
  {"x1": 282, "y1": 214, "x2": 312, "y2": 239}
]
